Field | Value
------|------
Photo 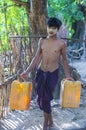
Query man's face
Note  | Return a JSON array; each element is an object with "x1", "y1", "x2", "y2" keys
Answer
[{"x1": 47, "y1": 26, "x2": 58, "y2": 37}]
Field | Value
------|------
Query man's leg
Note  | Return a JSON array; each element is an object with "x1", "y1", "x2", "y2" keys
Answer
[
  {"x1": 48, "y1": 113, "x2": 54, "y2": 128},
  {"x1": 42, "y1": 100, "x2": 51, "y2": 130},
  {"x1": 43, "y1": 112, "x2": 54, "y2": 130},
  {"x1": 43, "y1": 112, "x2": 49, "y2": 130}
]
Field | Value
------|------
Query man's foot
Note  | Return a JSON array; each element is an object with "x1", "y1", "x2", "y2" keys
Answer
[
  {"x1": 43, "y1": 122, "x2": 48, "y2": 130},
  {"x1": 43, "y1": 112, "x2": 49, "y2": 130},
  {"x1": 48, "y1": 122, "x2": 54, "y2": 128},
  {"x1": 43, "y1": 125, "x2": 48, "y2": 130},
  {"x1": 48, "y1": 113, "x2": 54, "y2": 128}
]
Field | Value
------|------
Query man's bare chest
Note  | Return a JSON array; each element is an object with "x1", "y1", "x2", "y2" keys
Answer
[{"x1": 41, "y1": 42, "x2": 60, "y2": 54}]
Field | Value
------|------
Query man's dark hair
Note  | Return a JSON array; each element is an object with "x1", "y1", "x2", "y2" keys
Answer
[{"x1": 47, "y1": 17, "x2": 62, "y2": 30}]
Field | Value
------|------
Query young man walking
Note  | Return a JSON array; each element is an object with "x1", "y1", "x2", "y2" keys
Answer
[{"x1": 20, "y1": 17, "x2": 72, "y2": 130}]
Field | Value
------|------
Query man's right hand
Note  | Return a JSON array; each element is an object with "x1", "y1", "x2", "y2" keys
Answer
[{"x1": 20, "y1": 71, "x2": 28, "y2": 80}]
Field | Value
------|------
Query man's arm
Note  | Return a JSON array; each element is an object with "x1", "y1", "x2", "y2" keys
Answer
[
  {"x1": 20, "y1": 38, "x2": 42, "y2": 79},
  {"x1": 25, "y1": 38, "x2": 42, "y2": 73},
  {"x1": 60, "y1": 42, "x2": 71, "y2": 78}
]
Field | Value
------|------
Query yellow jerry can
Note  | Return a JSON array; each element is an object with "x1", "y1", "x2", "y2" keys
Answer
[
  {"x1": 10, "y1": 80, "x2": 32, "y2": 110},
  {"x1": 60, "y1": 79, "x2": 81, "y2": 108}
]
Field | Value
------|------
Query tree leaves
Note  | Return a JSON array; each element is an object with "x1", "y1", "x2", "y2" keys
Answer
[
  {"x1": 0, "y1": 0, "x2": 28, "y2": 52},
  {"x1": 0, "y1": 0, "x2": 86, "y2": 52},
  {"x1": 48, "y1": 0, "x2": 85, "y2": 37}
]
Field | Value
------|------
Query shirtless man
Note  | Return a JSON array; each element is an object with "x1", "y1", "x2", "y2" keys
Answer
[{"x1": 20, "y1": 17, "x2": 71, "y2": 130}]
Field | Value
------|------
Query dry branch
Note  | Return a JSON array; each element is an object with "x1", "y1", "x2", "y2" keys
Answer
[
  {"x1": 9, "y1": 35, "x2": 86, "y2": 43},
  {"x1": 11, "y1": 0, "x2": 30, "y2": 9},
  {"x1": 0, "y1": 4, "x2": 17, "y2": 9},
  {"x1": 0, "y1": 69, "x2": 21, "y2": 87}
]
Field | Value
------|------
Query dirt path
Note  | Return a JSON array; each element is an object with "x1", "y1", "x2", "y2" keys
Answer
[{"x1": 0, "y1": 60, "x2": 86, "y2": 130}]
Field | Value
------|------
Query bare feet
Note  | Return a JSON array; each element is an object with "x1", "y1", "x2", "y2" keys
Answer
[
  {"x1": 43, "y1": 122, "x2": 48, "y2": 130},
  {"x1": 48, "y1": 113, "x2": 54, "y2": 128},
  {"x1": 49, "y1": 122, "x2": 54, "y2": 128},
  {"x1": 43, "y1": 112, "x2": 49, "y2": 130},
  {"x1": 43, "y1": 112, "x2": 54, "y2": 130}
]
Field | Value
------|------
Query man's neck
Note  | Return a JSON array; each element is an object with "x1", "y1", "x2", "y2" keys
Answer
[{"x1": 47, "y1": 35, "x2": 57, "y2": 40}]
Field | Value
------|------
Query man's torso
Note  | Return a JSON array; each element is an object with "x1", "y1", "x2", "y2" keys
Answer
[{"x1": 39, "y1": 38, "x2": 64, "y2": 72}]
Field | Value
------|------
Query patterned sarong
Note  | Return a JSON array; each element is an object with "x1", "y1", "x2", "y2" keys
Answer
[{"x1": 35, "y1": 68, "x2": 59, "y2": 113}]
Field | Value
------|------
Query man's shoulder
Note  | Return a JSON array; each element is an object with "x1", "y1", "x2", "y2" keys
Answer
[
  {"x1": 38, "y1": 37, "x2": 46, "y2": 47},
  {"x1": 56, "y1": 38, "x2": 66, "y2": 48},
  {"x1": 39, "y1": 37, "x2": 46, "y2": 41},
  {"x1": 57, "y1": 38, "x2": 65, "y2": 44},
  {"x1": 39, "y1": 37, "x2": 47, "y2": 44}
]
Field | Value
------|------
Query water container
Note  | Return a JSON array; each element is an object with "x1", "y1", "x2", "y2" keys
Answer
[
  {"x1": 60, "y1": 79, "x2": 81, "y2": 108},
  {"x1": 10, "y1": 80, "x2": 32, "y2": 110}
]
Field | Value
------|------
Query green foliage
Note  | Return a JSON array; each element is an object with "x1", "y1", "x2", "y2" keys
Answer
[
  {"x1": 48, "y1": 0, "x2": 84, "y2": 22},
  {"x1": 75, "y1": 0, "x2": 86, "y2": 4},
  {"x1": 0, "y1": 0, "x2": 28, "y2": 53},
  {"x1": 48, "y1": 0, "x2": 84, "y2": 37},
  {"x1": 0, "y1": 0, "x2": 86, "y2": 52},
  {"x1": 7, "y1": 6, "x2": 28, "y2": 34}
]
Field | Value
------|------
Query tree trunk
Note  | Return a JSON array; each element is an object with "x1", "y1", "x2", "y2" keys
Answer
[
  {"x1": 72, "y1": 20, "x2": 85, "y2": 40},
  {"x1": 11, "y1": 0, "x2": 47, "y2": 51},
  {"x1": 26, "y1": 0, "x2": 47, "y2": 53},
  {"x1": 72, "y1": 4, "x2": 86, "y2": 41},
  {"x1": 83, "y1": 11, "x2": 86, "y2": 59},
  {"x1": 71, "y1": 5, "x2": 86, "y2": 58},
  {"x1": 26, "y1": 0, "x2": 48, "y2": 97},
  {"x1": 11, "y1": 0, "x2": 48, "y2": 97}
]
